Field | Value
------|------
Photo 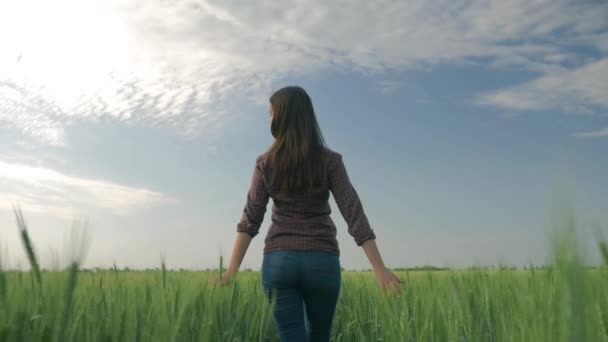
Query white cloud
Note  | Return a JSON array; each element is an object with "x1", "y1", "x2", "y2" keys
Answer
[
  {"x1": 0, "y1": 159, "x2": 171, "y2": 218},
  {"x1": 0, "y1": 0, "x2": 606, "y2": 144},
  {"x1": 476, "y1": 58, "x2": 608, "y2": 112},
  {"x1": 572, "y1": 127, "x2": 608, "y2": 138}
]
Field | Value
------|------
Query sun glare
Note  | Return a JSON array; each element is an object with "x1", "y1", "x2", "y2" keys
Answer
[{"x1": 0, "y1": 0, "x2": 132, "y2": 113}]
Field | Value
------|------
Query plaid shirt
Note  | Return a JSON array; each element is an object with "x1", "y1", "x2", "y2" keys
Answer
[{"x1": 237, "y1": 147, "x2": 376, "y2": 256}]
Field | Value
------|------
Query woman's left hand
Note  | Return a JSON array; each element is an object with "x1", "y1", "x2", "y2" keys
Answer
[{"x1": 218, "y1": 271, "x2": 235, "y2": 287}]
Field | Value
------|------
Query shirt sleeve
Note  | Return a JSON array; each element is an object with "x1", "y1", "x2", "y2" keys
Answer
[
  {"x1": 236, "y1": 158, "x2": 270, "y2": 238},
  {"x1": 328, "y1": 153, "x2": 376, "y2": 246}
]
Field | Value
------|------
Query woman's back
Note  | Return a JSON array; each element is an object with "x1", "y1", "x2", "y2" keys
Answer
[{"x1": 237, "y1": 146, "x2": 376, "y2": 257}]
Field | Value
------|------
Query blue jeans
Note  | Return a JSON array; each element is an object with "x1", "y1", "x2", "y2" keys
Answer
[{"x1": 261, "y1": 250, "x2": 341, "y2": 342}]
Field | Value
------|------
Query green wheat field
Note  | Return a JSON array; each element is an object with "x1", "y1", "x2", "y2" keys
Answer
[{"x1": 1, "y1": 207, "x2": 607, "y2": 342}]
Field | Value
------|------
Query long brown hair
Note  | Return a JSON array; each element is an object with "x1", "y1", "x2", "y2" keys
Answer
[{"x1": 267, "y1": 86, "x2": 327, "y2": 195}]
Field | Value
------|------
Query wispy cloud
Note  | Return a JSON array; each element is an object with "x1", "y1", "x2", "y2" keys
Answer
[
  {"x1": 0, "y1": 159, "x2": 171, "y2": 218},
  {"x1": 477, "y1": 58, "x2": 608, "y2": 112},
  {"x1": 572, "y1": 127, "x2": 608, "y2": 138},
  {"x1": 376, "y1": 80, "x2": 401, "y2": 95},
  {"x1": 0, "y1": 0, "x2": 606, "y2": 144}
]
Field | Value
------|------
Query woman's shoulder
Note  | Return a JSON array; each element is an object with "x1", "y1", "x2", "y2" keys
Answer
[
  {"x1": 321, "y1": 146, "x2": 342, "y2": 165},
  {"x1": 322, "y1": 146, "x2": 341, "y2": 158},
  {"x1": 256, "y1": 149, "x2": 271, "y2": 167}
]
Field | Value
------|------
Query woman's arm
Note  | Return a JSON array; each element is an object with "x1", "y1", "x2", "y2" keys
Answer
[
  {"x1": 226, "y1": 232, "x2": 253, "y2": 275},
  {"x1": 223, "y1": 157, "x2": 269, "y2": 283},
  {"x1": 236, "y1": 157, "x2": 270, "y2": 239},
  {"x1": 361, "y1": 239, "x2": 386, "y2": 272},
  {"x1": 362, "y1": 234, "x2": 403, "y2": 295},
  {"x1": 327, "y1": 153, "x2": 376, "y2": 246},
  {"x1": 329, "y1": 153, "x2": 402, "y2": 294}
]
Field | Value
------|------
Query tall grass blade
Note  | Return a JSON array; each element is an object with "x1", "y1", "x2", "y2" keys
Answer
[
  {"x1": 161, "y1": 253, "x2": 167, "y2": 289},
  {"x1": 57, "y1": 261, "x2": 79, "y2": 342},
  {"x1": 13, "y1": 205, "x2": 42, "y2": 287}
]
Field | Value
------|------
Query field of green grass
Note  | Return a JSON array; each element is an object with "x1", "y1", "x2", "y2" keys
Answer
[{"x1": 1, "y1": 208, "x2": 607, "y2": 341}]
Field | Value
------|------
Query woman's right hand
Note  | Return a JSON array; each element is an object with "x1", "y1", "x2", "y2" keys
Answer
[{"x1": 375, "y1": 268, "x2": 403, "y2": 296}]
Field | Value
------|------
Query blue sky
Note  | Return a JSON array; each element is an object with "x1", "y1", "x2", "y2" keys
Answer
[{"x1": 0, "y1": 0, "x2": 607, "y2": 270}]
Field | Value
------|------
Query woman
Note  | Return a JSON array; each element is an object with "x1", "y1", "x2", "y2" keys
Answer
[{"x1": 219, "y1": 85, "x2": 402, "y2": 341}]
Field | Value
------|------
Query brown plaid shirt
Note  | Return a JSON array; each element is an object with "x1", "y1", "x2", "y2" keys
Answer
[{"x1": 236, "y1": 147, "x2": 376, "y2": 256}]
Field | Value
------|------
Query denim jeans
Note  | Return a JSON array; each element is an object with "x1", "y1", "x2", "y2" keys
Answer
[{"x1": 261, "y1": 250, "x2": 341, "y2": 342}]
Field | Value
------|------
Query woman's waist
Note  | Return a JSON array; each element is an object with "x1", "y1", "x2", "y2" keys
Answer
[
  {"x1": 267, "y1": 220, "x2": 337, "y2": 236},
  {"x1": 263, "y1": 239, "x2": 340, "y2": 257},
  {"x1": 270, "y1": 212, "x2": 335, "y2": 226}
]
